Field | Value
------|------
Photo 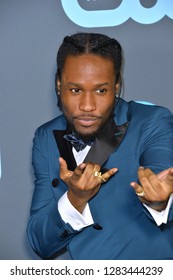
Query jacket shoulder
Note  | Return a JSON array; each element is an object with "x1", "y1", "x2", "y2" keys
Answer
[
  {"x1": 127, "y1": 100, "x2": 173, "y2": 121},
  {"x1": 115, "y1": 98, "x2": 172, "y2": 125},
  {"x1": 36, "y1": 114, "x2": 67, "y2": 133}
]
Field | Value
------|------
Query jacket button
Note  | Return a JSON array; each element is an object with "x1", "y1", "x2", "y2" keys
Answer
[
  {"x1": 52, "y1": 178, "x2": 59, "y2": 188},
  {"x1": 93, "y1": 223, "x2": 103, "y2": 230}
]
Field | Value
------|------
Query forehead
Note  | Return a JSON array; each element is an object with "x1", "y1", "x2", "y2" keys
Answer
[{"x1": 62, "y1": 54, "x2": 115, "y2": 80}]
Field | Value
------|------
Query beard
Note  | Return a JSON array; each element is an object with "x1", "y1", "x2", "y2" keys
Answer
[
  {"x1": 66, "y1": 118, "x2": 101, "y2": 142},
  {"x1": 65, "y1": 110, "x2": 115, "y2": 142}
]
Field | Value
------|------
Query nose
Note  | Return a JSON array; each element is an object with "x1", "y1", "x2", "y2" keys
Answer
[{"x1": 79, "y1": 92, "x2": 96, "y2": 112}]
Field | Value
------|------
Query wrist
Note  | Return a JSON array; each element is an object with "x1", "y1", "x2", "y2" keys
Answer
[
  {"x1": 67, "y1": 190, "x2": 87, "y2": 214},
  {"x1": 146, "y1": 200, "x2": 168, "y2": 212}
]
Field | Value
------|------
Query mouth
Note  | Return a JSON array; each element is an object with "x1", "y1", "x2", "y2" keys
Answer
[{"x1": 74, "y1": 116, "x2": 100, "y2": 127}]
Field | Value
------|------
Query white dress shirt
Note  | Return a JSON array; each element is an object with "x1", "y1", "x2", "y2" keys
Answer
[{"x1": 58, "y1": 146, "x2": 173, "y2": 229}]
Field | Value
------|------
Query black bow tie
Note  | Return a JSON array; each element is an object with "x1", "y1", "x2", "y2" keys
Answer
[{"x1": 63, "y1": 132, "x2": 94, "y2": 152}]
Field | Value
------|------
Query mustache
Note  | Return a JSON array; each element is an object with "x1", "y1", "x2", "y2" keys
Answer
[{"x1": 73, "y1": 115, "x2": 102, "y2": 120}]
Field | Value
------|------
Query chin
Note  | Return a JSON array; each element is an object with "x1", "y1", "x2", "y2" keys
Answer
[{"x1": 75, "y1": 128, "x2": 99, "y2": 141}]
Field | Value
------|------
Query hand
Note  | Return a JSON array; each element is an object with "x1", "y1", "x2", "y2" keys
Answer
[
  {"x1": 59, "y1": 157, "x2": 118, "y2": 213},
  {"x1": 130, "y1": 167, "x2": 173, "y2": 211}
]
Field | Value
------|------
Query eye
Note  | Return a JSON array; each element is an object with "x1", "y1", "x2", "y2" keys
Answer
[
  {"x1": 95, "y1": 88, "x2": 107, "y2": 94},
  {"x1": 70, "y1": 88, "x2": 82, "y2": 94}
]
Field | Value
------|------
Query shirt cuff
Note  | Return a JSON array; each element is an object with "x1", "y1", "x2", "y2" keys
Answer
[
  {"x1": 58, "y1": 192, "x2": 94, "y2": 230},
  {"x1": 143, "y1": 194, "x2": 173, "y2": 226}
]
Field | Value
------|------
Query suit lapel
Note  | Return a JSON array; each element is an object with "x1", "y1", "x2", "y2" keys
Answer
[
  {"x1": 53, "y1": 120, "x2": 129, "y2": 169},
  {"x1": 84, "y1": 121, "x2": 129, "y2": 166},
  {"x1": 53, "y1": 130, "x2": 77, "y2": 171}
]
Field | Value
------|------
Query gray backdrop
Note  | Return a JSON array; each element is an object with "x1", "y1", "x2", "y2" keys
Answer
[{"x1": 0, "y1": 0, "x2": 173, "y2": 260}]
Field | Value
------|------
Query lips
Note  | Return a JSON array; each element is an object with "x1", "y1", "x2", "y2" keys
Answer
[{"x1": 75, "y1": 117, "x2": 99, "y2": 127}]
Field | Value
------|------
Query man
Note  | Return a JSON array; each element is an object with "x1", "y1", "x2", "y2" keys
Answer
[{"x1": 27, "y1": 32, "x2": 173, "y2": 260}]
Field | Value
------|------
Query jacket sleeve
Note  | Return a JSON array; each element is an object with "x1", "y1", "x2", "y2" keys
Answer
[
  {"x1": 26, "y1": 126, "x2": 80, "y2": 259},
  {"x1": 139, "y1": 106, "x2": 173, "y2": 223}
]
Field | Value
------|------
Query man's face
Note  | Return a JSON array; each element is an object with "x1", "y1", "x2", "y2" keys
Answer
[{"x1": 58, "y1": 54, "x2": 119, "y2": 139}]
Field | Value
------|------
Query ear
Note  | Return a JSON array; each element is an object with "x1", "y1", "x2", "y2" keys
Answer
[
  {"x1": 115, "y1": 82, "x2": 120, "y2": 97},
  {"x1": 57, "y1": 80, "x2": 61, "y2": 94},
  {"x1": 115, "y1": 81, "x2": 120, "y2": 91}
]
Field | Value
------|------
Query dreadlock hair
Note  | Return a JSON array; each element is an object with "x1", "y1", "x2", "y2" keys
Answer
[{"x1": 55, "y1": 32, "x2": 123, "y2": 109}]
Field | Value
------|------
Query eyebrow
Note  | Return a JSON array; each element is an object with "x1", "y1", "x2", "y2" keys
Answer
[{"x1": 63, "y1": 82, "x2": 111, "y2": 87}]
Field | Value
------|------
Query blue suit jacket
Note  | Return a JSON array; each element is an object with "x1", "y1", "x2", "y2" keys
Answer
[{"x1": 27, "y1": 99, "x2": 173, "y2": 259}]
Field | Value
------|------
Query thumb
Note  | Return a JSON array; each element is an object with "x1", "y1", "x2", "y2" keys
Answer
[
  {"x1": 157, "y1": 167, "x2": 173, "y2": 182},
  {"x1": 59, "y1": 157, "x2": 72, "y2": 179},
  {"x1": 157, "y1": 168, "x2": 171, "y2": 181},
  {"x1": 166, "y1": 168, "x2": 173, "y2": 184}
]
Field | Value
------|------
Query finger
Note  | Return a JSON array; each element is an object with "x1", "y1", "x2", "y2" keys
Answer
[
  {"x1": 138, "y1": 167, "x2": 158, "y2": 193},
  {"x1": 130, "y1": 180, "x2": 145, "y2": 195},
  {"x1": 157, "y1": 168, "x2": 171, "y2": 181},
  {"x1": 83, "y1": 162, "x2": 101, "y2": 177},
  {"x1": 130, "y1": 181, "x2": 142, "y2": 192},
  {"x1": 73, "y1": 163, "x2": 87, "y2": 177},
  {"x1": 101, "y1": 167, "x2": 118, "y2": 182},
  {"x1": 138, "y1": 167, "x2": 171, "y2": 202},
  {"x1": 79, "y1": 162, "x2": 105, "y2": 186},
  {"x1": 133, "y1": 167, "x2": 155, "y2": 200},
  {"x1": 142, "y1": 168, "x2": 168, "y2": 193},
  {"x1": 59, "y1": 157, "x2": 72, "y2": 179},
  {"x1": 166, "y1": 168, "x2": 173, "y2": 184}
]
